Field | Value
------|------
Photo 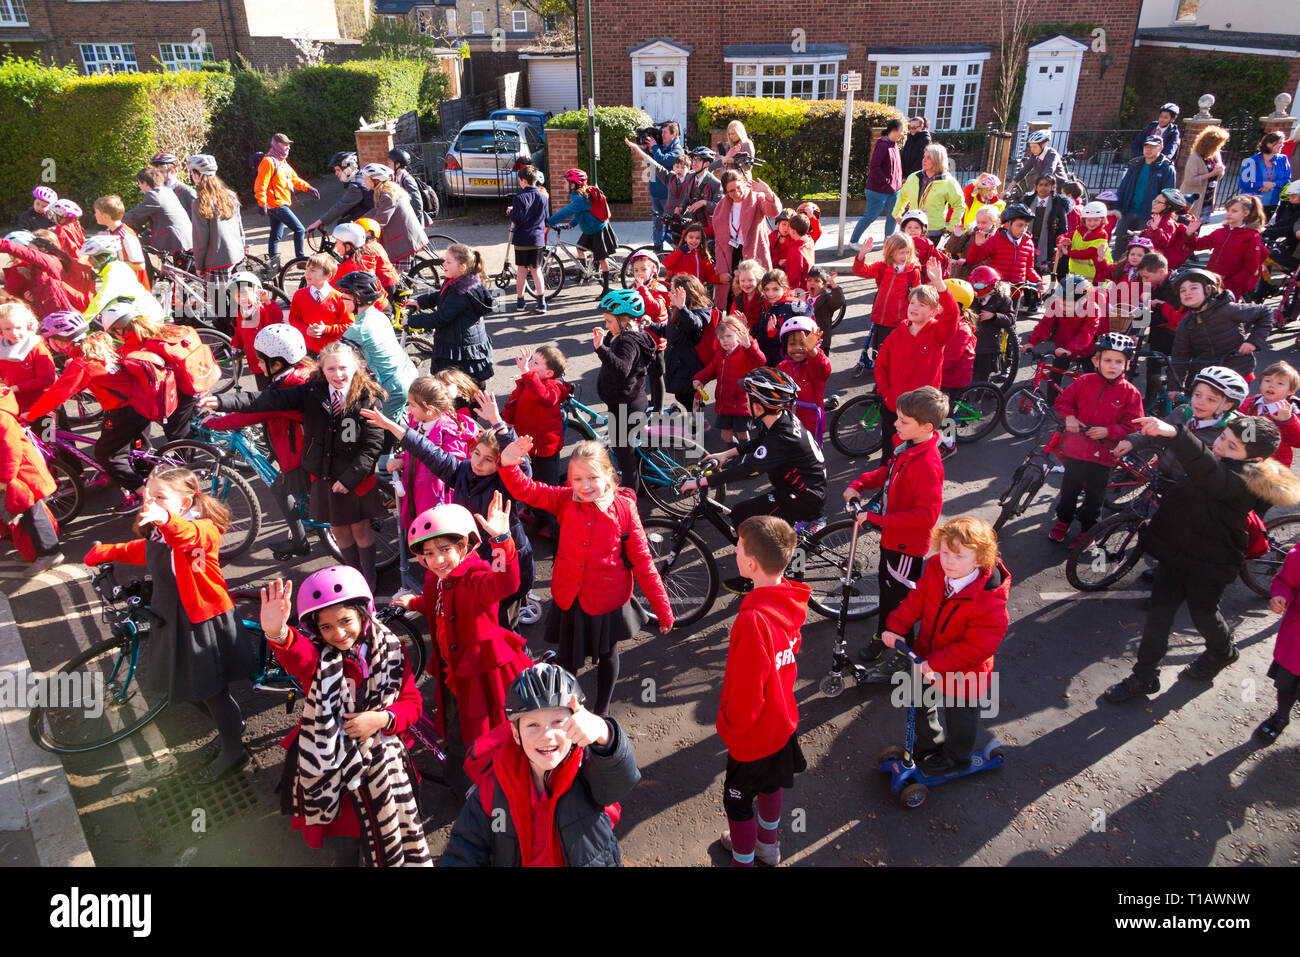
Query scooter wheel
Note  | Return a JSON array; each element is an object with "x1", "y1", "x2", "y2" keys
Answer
[
  {"x1": 877, "y1": 745, "x2": 905, "y2": 764},
  {"x1": 820, "y1": 674, "x2": 844, "y2": 697},
  {"x1": 987, "y1": 746, "x2": 1004, "y2": 761},
  {"x1": 900, "y1": 783, "x2": 928, "y2": 809}
]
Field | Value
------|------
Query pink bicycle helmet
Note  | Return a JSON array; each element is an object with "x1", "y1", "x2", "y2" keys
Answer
[
  {"x1": 1126, "y1": 236, "x2": 1155, "y2": 250},
  {"x1": 564, "y1": 168, "x2": 588, "y2": 188},
  {"x1": 48, "y1": 199, "x2": 82, "y2": 220},
  {"x1": 40, "y1": 310, "x2": 89, "y2": 341},
  {"x1": 297, "y1": 565, "x2": 374, "y2": 624},
  {"x1": 32, "y1": 186, "x2": 57, "y2": 204},
  {"x1": 408, "y1": 504, "x2": 479, "y2": 553}
]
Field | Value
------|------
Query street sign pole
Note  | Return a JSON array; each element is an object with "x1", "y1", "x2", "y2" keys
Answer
[{"x1": 836, "y1": 71, "x2": 862, "y2": 258}]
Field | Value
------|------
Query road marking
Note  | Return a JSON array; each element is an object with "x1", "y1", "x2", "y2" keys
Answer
[
  {"x1": 784, "y1": 821, "x2": 861, "y2": 865},
  {"x1": 1039, "y1": 591, "x2": 1148, "y2": 600}
]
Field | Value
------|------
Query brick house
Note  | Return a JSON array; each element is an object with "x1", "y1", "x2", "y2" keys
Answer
[
  {"x1": 374, "y1": 0, "x2": 562, "y2": 49},
  {"x1": 0, "y1": 0, "x2": 364, "y2": 74},
  {"x1": 580, "y1": 1, "x2": 1145, "y2": 138}
]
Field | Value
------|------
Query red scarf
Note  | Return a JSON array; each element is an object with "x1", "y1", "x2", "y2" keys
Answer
[{"x1": 493, "y1": 734, "x2": 585, "y2": 867}]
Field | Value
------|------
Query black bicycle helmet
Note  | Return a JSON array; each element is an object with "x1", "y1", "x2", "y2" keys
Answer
[
  {"x1": 505, "y1": 663, "x2": 586, "y2": 719},
  {"x1": 333, "y1": 270, "x2": 384, "y2": 306},
  {"x1": 149, "y1": 151, "x2": 178, "y2": 167},
  {"x1": 1094, "y1": 332, "x2": 1137, "y2": 359},
  {"x1": 388, "y1": 147, "x2": 413, "y2": 169},
  {"x1": 329, "y1": 150, "x2": 358, "y2": 170},
  {"x1": 1058, "y1": 273, "x2": 1093, "y2": 298},
  {"x1": 741, "y1": 367, "x2": 799, "y2": 409},
  {"x1": 1175, "y1": 267, "x2": 1221, "y2": 292},
  {"x1": 689, "y1": 145, "x2": 716, "y2": 162},
  {"x1": 1001, "y1": 203, "x2": 1033, "y2": 223}
]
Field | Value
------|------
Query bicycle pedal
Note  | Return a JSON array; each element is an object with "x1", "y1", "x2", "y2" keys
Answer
[{"x1": 253, "y1": 682, "x2": 295, "y2": 695}]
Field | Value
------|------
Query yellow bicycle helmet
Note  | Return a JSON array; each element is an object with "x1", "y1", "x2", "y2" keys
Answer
[
  {"x1": 354, "y1": 217, "x2": 381, "y2": 241},
  {"x1": 945, "y1": 278, "x2": 975, "y2": 311}
]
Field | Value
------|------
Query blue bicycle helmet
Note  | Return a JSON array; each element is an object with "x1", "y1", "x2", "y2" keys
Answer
[{"x1": 599, "y1": 287, "x2": 645, "y2": 319}]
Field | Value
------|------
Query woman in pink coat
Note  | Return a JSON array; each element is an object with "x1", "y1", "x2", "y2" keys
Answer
[
  {"x1": 711, "y1": 170, "x2": 781, "y2": 309},
  {"x1": 1263, "y1": 543, "x2": 1300, "y2": 743}
]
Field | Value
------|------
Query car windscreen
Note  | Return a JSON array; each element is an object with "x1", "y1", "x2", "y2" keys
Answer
[{"x1": 455, "y1": 128, "x2": 521, "y2": 154}]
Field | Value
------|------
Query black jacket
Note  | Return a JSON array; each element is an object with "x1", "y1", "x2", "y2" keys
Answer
[
  {"x1": 439, "y1": 717, "x2": 640, "y2": 867},
  {"x1": 409, "y1": 274, "x2": 495, "y2": 382},
  {"x1": 213, "y1": 379, "x2": 384, "y2": 490},
  {"x1": 1264, "y1": 202, "x2": 1300, "y2": 259},
  {"x1": 714, "y1": 407, "x2": 827, "y2": 504},
  {"x1": 972, "y1": 290, "x2": 1014, "y2": 355},
  {"x1": 1170, "y1": 289, "x2": 1272, "y2": 382},
  {"x1": 646, "y1": 306, "x2": 707, "y2": 396},
  {"x1": 1029, "y1": 193, "x2": 1072, "y2": 262},
  {"x1": 394, "y1": 168, "x2": 426, "y2": 225},
  {"x1": 1140, "y1": 425, "x2": 1300, "y2": 577},
  {"x1": 595, "y1": 327, "x2": 656, "y2": 410},
  {"x1": 318, "y1": 174, "x2": 373, "y2": 229},
  {"x1": 16, "y1": 209, "x2": 54, "y2": 233},
  {"x1": 900, "y1": 129, "x2": 932, "y2": 179}
]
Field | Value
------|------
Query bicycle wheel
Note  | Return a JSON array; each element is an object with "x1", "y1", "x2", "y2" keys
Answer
[
  {"x1": 262, "y1": 283, "x2": 291, "y2": 310},
  {"x1": 829, "y1": 393, "x2": 885, "y2": 458},
  {"x1": 62, "y1": 391, "x2": 104, "y2": 427},
  {"x1": 29, "y1": 634, "x2": 169, "y2": 754},
  {"x1": 1065, "y1": 513, "x2": 1146, "y2": 591},
  {"x1": 1001, "y1": 386, "x2": 1046, "y2": 437},
  {"x1": 157, "y1": 438, "x2": 224, "y2": 475},
  {"x1": 405, "y1": 257, "x2": 442, "y2": 298},
  {"x1": 46, "y1": 458, "x2": 84, "y2": 524},
  {"x1": 242, "y1": 252, "x2": 279, "y2": 287},
  {"x1": 800, "y1": 518, "x2": 881, "y2": 620},
  {"x1": 196, "y1": 465, "x2": 262, "y2": 559},
  {"x1": 194, "y1": 328, "x2": 243, "y2": 395},
  {"x1": 1241, "y1": 514, "x2": 1300, "y2": 597},
  {"x1": 992, "y1": 333, "x2": 1021, "y2": 394},
  {"x1": 526, "y1": 249, "x2": 565, "y2": 301},
  {"x1": 423, "y1": 234, "x2": 459, "y2": 265},
  {"x1": 315, "y1": 510, "x2": 400, "y2": 574},
  {"x1": 404, "y1": 334, "x2": 436, "y2": 373},
  {"x1": 952, "y1": 382, "x2": 1004, "y2": 444},
  {"x1": 1104, "y1": 460, "x2": 1154, "y2": 512},
  {"x1": 993, "y1": 469, "x2": 1042, "y2": 533},
  {"x1": 607, "y1": 245, "x2": 636, "y2": 288},
  {"x1": 636, "y1": 519, "x2": 718, "y2": 628},
  {"x1": 277, "y1": 256, "x2": 311, "y2": 292},
  {"x1": 620, "y1": 244, "x2": 664, "y2": 287},
  {"x1": 637, "y1": 424, "x2": 726, "y2": 518},
  {"x1": 379, "y1": 609, "x2": 428, "y2": 681}
]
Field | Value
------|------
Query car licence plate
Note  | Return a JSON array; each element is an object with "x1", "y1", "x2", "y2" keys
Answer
[{"x1": 470, "y1": 178, "x2": 495, "y2": 186}]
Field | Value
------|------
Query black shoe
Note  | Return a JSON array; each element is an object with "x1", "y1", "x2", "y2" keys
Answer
[
  {"x1": 866, "y1": 648, "x2": 909, "y2": 681},
  {"x1": 858, "y1": 638, "x2": 886, "y2": 664},
  {"x1": 723, "y1": 575, "x2": 754, "y2": 595},
  {"x1": 1181, "y1": 646, "x2": 1239, "y2": 681},
  {"x1": 1105, "y1": 673, "x2": 1160, "y2": 703},
  {"x1": 192, "y1": 736, "x2": 223, "y2": 767},
  {"x1": 919, "y1": 751, "x2": 971, "y2": 777},
  {"x1": 194, "y1": 748, "x2": 250, "y2": 786},
  {"x1": 1254, "y1": 713, "x2": 1290, "y2": 745},
  {"x1": 1139, "y1": 568, "x2": 1155, "y2": 583},
  {"x1": 271, "y1": 539, "x2": 312, "y2": 561}
]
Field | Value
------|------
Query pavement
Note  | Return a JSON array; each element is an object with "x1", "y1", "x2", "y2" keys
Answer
[{"x1": 11, "y1": 179, "x2": 1300, "y2": 869}]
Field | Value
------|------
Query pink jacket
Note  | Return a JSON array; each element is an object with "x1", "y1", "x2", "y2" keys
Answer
[
  {"x1": 711, "y1": 178, "x2": 782, "y2": 303},
  {"x1": 1269, "y1": 544, "x2": 1300, "y2": 674}
]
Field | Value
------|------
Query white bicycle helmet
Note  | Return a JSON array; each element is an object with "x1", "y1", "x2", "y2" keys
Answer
[
  {"x1": 332, "y1": 222, "x2": 367, "y2": 248},
  {"x1": 1160, "y1": 102, "x2": 1180, "y2": 117},
  {"x1": 98, "y1": 298, "x2": 140, "y2": 330},
  {"x1": 48, "y1": 199, "x2": 82, "y2": 220},
  {"x1": 1283, "y1": 181, "x2": 1300, "y2": 200},
  {"x1": 360, "y1": 162, "x2": 392, "y2": 182},
  {"x1": 899, "y1": 209, "x2": 929, "y2": 230},
  {"x1": 225, "y1": 270, "x2": 262, "y2": 291},
  {"x1": 1082, "y1": 201, "x2": 1108, "y2": 219},
  {"x1": 1027, "y1": 130, "x2": 1051, "y2": 145},
  {"x1": 253, "y1": 323, "x2": 308, "y2": 365},
  {"x1": 779, "y1": 316, "x2": 818, "y2": 340},
  {"x1": 80, "y1": 234, "x2": 122, "y2": 259},
  {"x1": 4, "y1": 230, "x2": 34, "y2": 246},
  {"x1": 1192, "y1": 366, "x2": 1248, "y2": 405}
]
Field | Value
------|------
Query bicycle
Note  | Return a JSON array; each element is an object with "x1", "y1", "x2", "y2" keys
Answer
[
  {"x1": 183, "y1": 413, "x2": 402, "y2": 573},
  {"x1": 635, "y1": 463, "x2": 881, "y2": 628},
  {"x1": 281, "y1": 228, "x2": 459, "y2": 299},
  {"x1": 828, "y1": 381, "x2": 1004, "y2": 459},
  {"x1": 31, "y1": 427, "x2": 261, "y2": 556},
  {"x1": 1000, "y1": 348, "x2": 1082, "y2": 437},
  {"x1": 533, "y1": 224, "x2": 637, "y2": 301},
  {"x1": 490, "y1": 223, "x2": 551, "y2": 303},
  {"x1": 619, "y1": 211, "x2": 695, "y2": 287},
  {"x1": 27, "y1": 562, "x2": 426, "y2": 755}
]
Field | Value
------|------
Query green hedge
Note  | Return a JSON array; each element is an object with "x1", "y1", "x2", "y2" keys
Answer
[
  {"x1": 697, "y1": 97, "x2": 904, "y2": 200},
  {"x1": 1121, "y1": 54, "x2": 1290, "y2": 129},
  {"x1": 548, "y1": 105, "x2": 652, "y2": 202}
]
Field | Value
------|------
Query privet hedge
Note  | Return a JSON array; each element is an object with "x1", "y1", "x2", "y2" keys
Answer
[{"x1": 548, "y1": 106, "x2": 652, "y2": 202}]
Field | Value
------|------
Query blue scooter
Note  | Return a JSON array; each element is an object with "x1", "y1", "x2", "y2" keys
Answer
[{"x1": 877, "y1": 646, "x2": 1004, "y2": 808}]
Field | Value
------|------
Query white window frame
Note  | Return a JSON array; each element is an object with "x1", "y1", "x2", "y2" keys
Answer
[
  {"x1": 725, "y1": 54, "x2": 843, "y2": 101},
  {"x1": 0, "y1": 0, "x2": 28, "y2": 26},
  {"x1": 157, "y1": 40, "x2": 215, "y2": 72},
  {"x1": 79, "y1": 43, "x2": 138, "y2": 75},
  {"x1": 510, "y1": 8, "x2": 527, "y2": 32},
  {"x1": 867, "y1": 51, "x2": 989, "y2": 130},
  {"x1": 471, "y1": 10, "x2": 485, "y2": 34},
  {"x1": 1174, "y1": 0, "x2": 1199, "y2": 22}
]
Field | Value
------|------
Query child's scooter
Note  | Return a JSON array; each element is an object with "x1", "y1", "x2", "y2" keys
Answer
[
  {"x1": 877, "y1": 646, "x2": 1004, "y2": 808},
  {"x1": 820, "y1": 498, "x2": 876, "y2": 697}
]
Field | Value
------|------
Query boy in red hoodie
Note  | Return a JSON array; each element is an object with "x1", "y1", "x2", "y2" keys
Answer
[
  {"x1": 882, "y1": 516, "x2": 1010, "y2": 777},
  {"x1": 782, "y1": 212, "x2": 816, "y2": 292},
  {"x1": 288, "y1": 254, "x2": 353, "y2": 354},
  {"x1": 716, "y1": 515, "x2": 810, "y2": 867},
  {"x1": 503, "y1": 344, "x2": 572, "y2": 535},
  {"x1": 846, "y1": 386, "x2": 947, "y2": 676}
]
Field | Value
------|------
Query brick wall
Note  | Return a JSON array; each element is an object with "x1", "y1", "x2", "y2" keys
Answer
[
  {"x1": 546, "y1": 127, "x2": 579, "y2": 210},
  {"x1": 581, "y1": 1, "x2": 1141, "y2": 134},
  {"x1": 1127, "y1": 44, "x2": 1300, "y2": 125}
]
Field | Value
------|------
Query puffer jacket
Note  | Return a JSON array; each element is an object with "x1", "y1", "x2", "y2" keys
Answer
[
  {"x1": 695, "y1": 338, "x2": 764, "y2": 416},
  {"x1": 409, "y1": 274, "x2": 494, "y2": 383},
  {"x1": 1027, "y1": 289, "x2": 1108, "y2": 358},
  {"x1": 1053, "y1": 371, "x2": 1144, "y2": 466},
  {"x1": 1170, "y1": 289, "x2": 1271, "y2": 382},
  {"x1": 852, "y1": 257, "x2": 921, "y2": 329},
  {"x1": 964, "y1": 228, "x2": 1041, "y2": 286},
  {"x1": 0, "y1": 386, "x2": 55, "y2": 515},
  {"x1": 595, "y1": 326, "x2": 657, "y2": 410},
  {"x1": 503, "y1": 371, "x2": 572, "y2": 458}
]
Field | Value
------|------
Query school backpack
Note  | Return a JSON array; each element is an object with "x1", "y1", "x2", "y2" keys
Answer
[
  {"x1": 410, "y1": 173, "x2": 440, "y2": 222},
  {"x1": 120, "y1": 351, "x2": 179, "y2": 423},
  {"x1": 138, "y1": 325, "x2": 221, "y2": 396},
  {"x1": 248, "y1": 151, "x2": 267, "y2": 189},
  {"x1": 586, "y1": 185, "x2": 610, "y2": 224}
]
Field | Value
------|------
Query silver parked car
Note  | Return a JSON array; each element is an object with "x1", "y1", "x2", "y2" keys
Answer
[{"x1": 442, "y1": 120, "x2": 547, "y2": 198}]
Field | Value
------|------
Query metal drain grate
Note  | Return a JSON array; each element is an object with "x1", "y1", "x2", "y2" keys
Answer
[{"x1": 136, "y1": 765, "x2": 261, "y2": 835}]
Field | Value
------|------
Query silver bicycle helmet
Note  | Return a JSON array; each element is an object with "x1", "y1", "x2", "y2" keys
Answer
[{"x1": 1191, "y1": 366, "x2": 1248, "y2": 405}]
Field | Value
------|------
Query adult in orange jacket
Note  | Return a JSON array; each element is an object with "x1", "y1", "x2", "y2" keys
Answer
[{"x1": 253, "y1": 133, "x2": 319, "y2": 261}]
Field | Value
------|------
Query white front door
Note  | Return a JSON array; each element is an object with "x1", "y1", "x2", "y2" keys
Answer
[
  {"x1": 633, "y1": 59, "x2": 687, "y2": 125},
  {"x1": 1018, "y1": 37, "x2": 1086, "y2": 135}
]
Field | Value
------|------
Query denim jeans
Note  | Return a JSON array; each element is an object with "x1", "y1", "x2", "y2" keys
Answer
[
  {"x1": 267, "y1": 205, "x2": 306, "y2": 259},
  {"x1": 651, "y1": 191, "x2": 668, "y2": 249},
  {"x1": 851, "y1": 189, "x2": 898, "y2": 244}
]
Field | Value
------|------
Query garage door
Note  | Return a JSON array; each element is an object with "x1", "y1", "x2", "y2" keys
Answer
[{"x1": 528, "y1": 58, "x2": 580, "y2": 115}]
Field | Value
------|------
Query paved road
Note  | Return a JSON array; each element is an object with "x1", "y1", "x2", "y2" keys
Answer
[{"x1": 8, "y1": 204, "x2": 1300, "y2": 866}]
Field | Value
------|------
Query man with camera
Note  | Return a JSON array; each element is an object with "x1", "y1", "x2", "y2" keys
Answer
[{"x1": 641, "y1": 121, "x2": 684, "y2": 252}]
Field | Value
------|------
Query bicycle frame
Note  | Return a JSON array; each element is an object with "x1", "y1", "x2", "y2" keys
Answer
[{"x1": 564, "y1": 395, "x2": 705, "y2": 490}]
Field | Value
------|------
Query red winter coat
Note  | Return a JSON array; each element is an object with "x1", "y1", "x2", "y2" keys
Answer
[
  {"x1": 23, "y1": 343, "x2": 133, "y2": 421},
  {"x1": 778, "y1": 348, "x2": 831, "y2": 435},
  {"x1": 768, "y1": 229, "x2": 794, "y2": 269},
  {"x1": 732, "y1": 290, "x2": 763, "y2": 328},
  {"x1": 1140, "y1": 212, "x2": 1179, "y2": 255},
  {"x1": 205, "y1": 366, "x2": 310, "y2": 471},
  {"x1": 228, "y1": 302, "x2": 286, "y2": 377},
  {"x1": 695, "y1": 338, "x2": 765, "y2": 416},
  {"x1": 848, "y1": 431, "x2": 945, "y2": 557},
  {"x1": 54, "y1": 221, "x2": 84, "y2": 257},
  {"x1": 1195, "y1": 225, "x2": 1266, "y2": 299},
  {"x1": 0, "y1": 239, "x2": 91, "y2": 317},
  {"x1": 1053, "y1": 372, "x2": 1144, "y2": 466},
  {"x1": 1108, "y1": 263, "x2": 1145, "y2": 316},
  {"x1": 499, "y1": 466, "x2": 674, "y2": 625},
  {"x1": 886, "y1": 555, "x2": 1010, "y2": 701},
  {"x1": 1240, "y1": 395, "x2": 1300, "y2": 468},
  {"x1": 716, "y1": 579, "x2": 811, "y2": 761},
  {"x1": 873, "y1": 289, "x2": 960, "y2": 409},
  {"x1": 85, "y1": 513, "x2": 234, "y2": 624},
  {"x1": 782, "y1": 235, "x2": 815, "y2": 291},
  {"x1": 503, "y1": 371, "x2": 572, "y2": 458},
  {"x1": 852, "y1": 257, "x2": 921, "y2": 328},
  {"x1": 911, "y1": 233, "x2": 950, "y2": 278},
  {"x1": 269, "y1": 625, "x2": 422, "y2": 845},
  {"x1": 941, "y1": 319, "x2": 976, "y2": 389},
  {"x1": 964, "y1": 228, "x2": 1041, "y2": 286},
  {"x1": 409, "y1": 537, "x2": 532, "y2": 743},
  {"x1": 1027, "y1": 290, "x2": 1108, "y2": 358},
  {"x1": 663, "y1": 247, "x2": 721, "y2": 286},
  {"x1": 0, "y1": 335, "x2": 57, "y2": 413},
  {"x1": 333, "y1": 248, "x2": 401, "y2": 312},
  {"x1": 0, "y1": 388, "x2": 55, "y2": 515}
]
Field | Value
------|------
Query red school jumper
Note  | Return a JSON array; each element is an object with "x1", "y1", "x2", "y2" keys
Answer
[
  {"x1": 288, "y1": 285, "x2": 353, "y2": 354},
  {"x1": 872, "y1": 288, "x2": 961, "y2": 411}
]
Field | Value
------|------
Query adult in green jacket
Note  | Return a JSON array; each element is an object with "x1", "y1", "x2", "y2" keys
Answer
[{"x1": 893, "y1": 144, "x2": 966, "y2": 242}]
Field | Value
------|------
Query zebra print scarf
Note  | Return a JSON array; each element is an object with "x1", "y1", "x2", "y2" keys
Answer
[{"x1": 294, "y1": 616, "x2": 432, "y2": 867}]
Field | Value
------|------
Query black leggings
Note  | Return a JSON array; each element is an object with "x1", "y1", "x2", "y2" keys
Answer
[
  {"x1": 604, "y1": 400, "x2": 647, "y2": 491},
  {"x1": 1055, "y1": 457, "x2": 1111, "y2": 531},
  {"x1": 94, "y1": 405, "x2": 152, "y2": 493},
  {"x1": 729, "y1": 489, "x2": 824, "y2": 529}
]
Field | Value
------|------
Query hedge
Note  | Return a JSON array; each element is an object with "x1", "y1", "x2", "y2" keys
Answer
[
  {"x1": 548, "y1": 105, "x2": 652, "y2": 202},
  {"x1": 1121, "y1": 54, "x2": 1291, "y2": 129},
  {"x1": 697, "y1": 97, "x2": 904, "y2": 200}
]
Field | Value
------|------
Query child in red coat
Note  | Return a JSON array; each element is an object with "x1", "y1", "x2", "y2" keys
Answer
[
  {"x1": 776, "y1": 316, "x2": 830, "y2": 443},
  {"x1": 1187, "y1": 196, "x2": 1268, "y2": 300},
  {"x1": 1048, "y1": 334, "x2": 1144, "y2": 545},
  {"x1": 694, "y1": 314, "x2": 765, "y2": 445},
  {"x1": 288, "y1": 255, "x2": 353, "y2": 353},
  {"x1": 1024, "y1": 276, "x2": 1107, "y2": 385},
  {"x1": 728, "y1": 260, "x2": 765, "y2": 329},
  {"x1": 85, "y1": 468, "x2": 255, "y2": 784},
  {"x1": 845, "y1": 386, "x2": 947, "y2": 675},
  {"x1": 852, "y1": 233, "x2": 922, "y2": 377},
  {"x1": 392, "y1": 496, "x2": 533, "y2": 749},
  {"x1": 717, "y1": 516, "x2": 810, "y2": 867},
  {"x1": 782, "y1": 212, "x2": 816, "y2": 292},
  {"x1": 1240, "y1": 362, "x2": 1300, "y2": 470},
  {"x1": 882, "y1": 517, "x2": 1010, "y2": 776},
  {"x1": 503, "y1": 344, "x2": 572, "y2": 535},
  {"x1": 0, "y1": 303, "x2": 56, "y2": 417},
  {"x1": 662, "y1": 223, "x2": 721, "y2": 287},
  {"x1": 256, "y1": 570, "x2": 430, "y2": 866},
  {"x1": 768, "y1": 209, "x2": 795, "y2": 272},
  {"x1": 899, "y1": 211, "x2": 950, "y2": 277},
  {"x1": 227, "y1": 272, "x2": 286, "y2": 387},
  {"x1": 0, "y1": 384, "x2": 62, "y2": 570}
]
